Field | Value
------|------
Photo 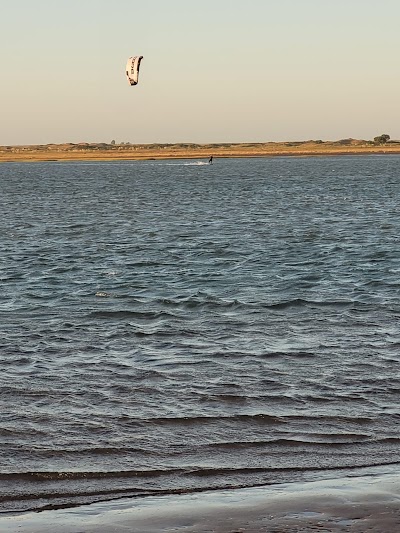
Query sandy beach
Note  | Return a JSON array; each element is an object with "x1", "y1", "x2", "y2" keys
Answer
[
  {"x1": 1, "y1": 139, "x2": 400, "y2": 162},
  {"x1": 1, "y1": 468, "x2": 399, "y2": 532}
]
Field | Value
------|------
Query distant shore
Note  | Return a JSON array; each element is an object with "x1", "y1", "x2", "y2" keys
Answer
[{"x1": 1, "y1": 139, "x2": 400, "y2": 162}]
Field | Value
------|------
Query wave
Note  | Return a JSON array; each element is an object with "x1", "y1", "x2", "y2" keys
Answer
[
  {"x1": 206, "y1": 436, "x2": 377, "y2": 449},
  {"x1": 0, "y1": 468, "x2": 185, "y2": 483},
  {"x1": 4, "y1": 458, "x2": 400, "y2": 486},
  {"x1": 160, "y1": 161, "x2": 209, "y2": 166},
  {"x1": 134, "y1": 413, "x2": 284, "y2": 426},
  {"x1": 267, "y1": 298, "x2": 353, "y2": 310},
  {"x1": 88, "y1": 309, "x2": 181, "y2": 320}
]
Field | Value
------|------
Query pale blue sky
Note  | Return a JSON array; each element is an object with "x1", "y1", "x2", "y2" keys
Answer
[{"x1": 2, "y1": 0, "x2": 400, "y2": 145}]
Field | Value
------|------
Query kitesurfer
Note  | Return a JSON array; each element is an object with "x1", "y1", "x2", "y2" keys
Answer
[{"x1": 208, "y1": 155, "x2": 213, "y2": 164}]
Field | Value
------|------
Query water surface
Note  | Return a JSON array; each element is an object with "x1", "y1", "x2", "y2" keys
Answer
[{"x1": 0, "y1": 156, "x2": 399, "y2": 512}]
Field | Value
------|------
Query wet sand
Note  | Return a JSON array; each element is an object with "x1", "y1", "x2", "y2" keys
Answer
[{"x1": 2, "y1": 470, "x2": 400, "y2": 532}]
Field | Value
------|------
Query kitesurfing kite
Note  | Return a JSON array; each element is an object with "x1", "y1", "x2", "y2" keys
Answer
[{"x1": 126, "y1": 56, "x2": 143, "y2": 86}]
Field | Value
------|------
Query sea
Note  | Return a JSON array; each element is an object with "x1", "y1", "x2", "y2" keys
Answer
[{"x1": 0, "y1": 155, "x2": 399, "y2": 513}]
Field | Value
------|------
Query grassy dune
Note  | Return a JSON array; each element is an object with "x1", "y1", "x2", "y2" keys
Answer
[{"x1": 1, "y1": 139, "x2": 400, "y2": 162}]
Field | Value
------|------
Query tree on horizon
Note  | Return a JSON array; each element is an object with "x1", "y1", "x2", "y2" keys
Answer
[{"x1": 374, "y1": 134, "x2": 390, "y2": 144}]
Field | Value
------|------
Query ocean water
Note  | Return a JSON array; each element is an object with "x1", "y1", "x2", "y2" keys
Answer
[{"x1": 0, "y1": 155, "x2": 399, "y2": 513}]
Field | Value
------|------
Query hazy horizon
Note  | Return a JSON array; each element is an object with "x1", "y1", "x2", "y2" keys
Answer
[{"x1": 2, "y1": 0, "x2": 400, "y2": 146}]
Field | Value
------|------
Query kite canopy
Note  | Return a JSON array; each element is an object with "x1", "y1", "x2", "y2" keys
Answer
[{"x1": 126, "y1": 56, "x2": 143, "y2": 86}]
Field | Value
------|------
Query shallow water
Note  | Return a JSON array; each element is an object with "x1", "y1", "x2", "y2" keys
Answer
[{"x1": 0, "y1": 156, "x2": 399, "y2": 512}]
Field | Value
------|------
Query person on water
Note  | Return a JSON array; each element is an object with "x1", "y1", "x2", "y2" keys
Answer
[{"x1": 208, "y1": 155, "x2": 213, "y2": 164}]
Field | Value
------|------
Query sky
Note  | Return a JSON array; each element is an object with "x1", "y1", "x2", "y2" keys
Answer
[{"x1": 2, "y1": 0, "x2": 400, "y2": 145}]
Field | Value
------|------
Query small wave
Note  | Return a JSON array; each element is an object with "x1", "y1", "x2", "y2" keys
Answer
[
  {"x1": 6, "y1": 458, "x2": 400, "y2": 486},
  {"x1": 176, "y1": 461, "x2": 400, "y2": 478},
  {"x1": 268, "y1": 298, "x2": 353, "y2": 310},
  {"x1": 206, "y1": 436, "x2": 376, "y2": 449},
  {"x1": 88, "y1": 309, "x2": 180, "y2": 320},
  {"x1": 284, "y1": 414, "x2": 376, "y2": 424},
  {"x1": 264, "y1": 350, "x2": 316, "y2": 359},
  {"x1": 160, "y1": 161, "x2": 209, "y2": 166},
  {"x1": 140, "y1": 413, "x2": 283, "y2": 426},
  {"x1": 205, "y1": 394, "x2": 248, "y2": 403},
  {"x1": 0, "y1": 468, "x2": 187, "y2": 483}
]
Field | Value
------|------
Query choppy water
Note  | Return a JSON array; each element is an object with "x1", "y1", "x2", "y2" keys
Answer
[{"x1": 1, "y1": 155, "x2": 399, "y2": 513}]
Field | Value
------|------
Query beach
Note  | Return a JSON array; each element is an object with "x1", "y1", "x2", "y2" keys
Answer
[{"x1": 1, "y1": 468, "x2": 400, "y2": 532}]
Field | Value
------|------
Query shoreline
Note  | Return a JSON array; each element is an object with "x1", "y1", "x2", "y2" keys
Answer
[
  {"x1": 1, "y1": 468, "x2": 400, "y2": 532},
  {"x1": 1, "y1": 141, "x2": 400, "y2": 162}
]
